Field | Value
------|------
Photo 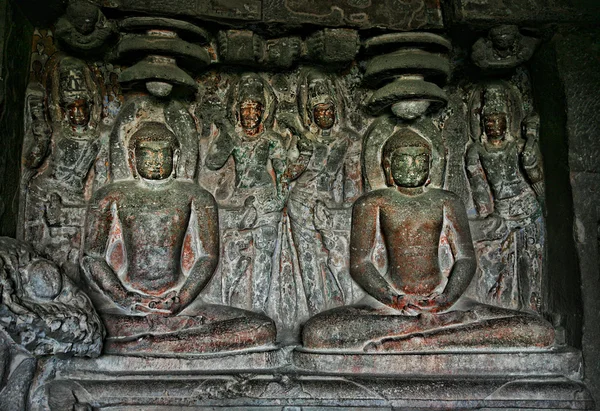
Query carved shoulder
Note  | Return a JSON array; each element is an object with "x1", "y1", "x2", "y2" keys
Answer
[{"x1": 89, "y1": 182, "x2": 130, "y2": 206}]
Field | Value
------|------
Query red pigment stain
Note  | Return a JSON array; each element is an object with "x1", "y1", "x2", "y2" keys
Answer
[{"x1": 182, "y1": 234, "x2": 195, "y2": 273}]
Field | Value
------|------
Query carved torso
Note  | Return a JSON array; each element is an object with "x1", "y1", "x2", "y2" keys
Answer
[
  {"x1": 476, "y1": 141, "x2": 539, "y2": 221},
  {"x1": 232, "y1": 133, "x2": 280, "y2": 190},
  {"x1": 292, "y1": 135, "x2": 350, "y2": 202},
  {"x1": 51, "y1": 135, "x2": 99, "y2": 195},
  {"x1": 367, "y1": 188, "x2": 453, "y2": 296},
  {"x1": 93, "y1": 180, "x2": 211, "y2": 296}
]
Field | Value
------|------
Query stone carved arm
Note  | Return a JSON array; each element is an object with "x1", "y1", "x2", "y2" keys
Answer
[
  {"x1": 350, "y1": 196, "x2": 405, "y2": 310},
  {"x1": 441, "y1": 195, "x2": 477, "y2": 305},
  {"x1": 343, "y1": 136, "x2": 363, "y2": 204},
  {"x1": 74, "y1": 138, "x2": 101, "y2": 178},
  {"x1": 419, "y1": 194, "x2": 478, "y2": 313},
  {"x1": 24, "y1": 118, "x2": 52, "y2": 171},
  {"x1": 170, "y1": 195, "x2": 220, "y2": 314},
  {"x1": 205, "y1": 117, "x2": 238, "y2": 171},
  {"x1": 466, "y1": 144, "x2": 494, "y2": 217},
  {"x1": 521, "y1": 114, "x2": 545, "y2": 199},
  {"x1": 81, "y1": 196, "x2": 147, "y2": 311},
  {"x1": 278, "y1": 112, "x2": 313, "y2": 181},
  {"x1": 268, "y1": 134, "x2": 288, "y2": 200}
]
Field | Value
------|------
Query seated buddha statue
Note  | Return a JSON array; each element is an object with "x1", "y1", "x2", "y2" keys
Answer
[
  {"x1": 302, "y1": 130, "x2": 554, "y2": 352},
  {"x1": 82, "y1": 122, "x2": 276, "y2": 355}
]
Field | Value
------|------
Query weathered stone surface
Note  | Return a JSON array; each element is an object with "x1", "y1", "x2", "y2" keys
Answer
[
  {"x1": 472, "y1": 25, "x2": 540, "y2": 70},
  {"x1": 29, "y1": 349, "x2": 594, "y2": 410},
  {"x1": 100, "y1": 0, "x2": 263, "y2": 21},
  {"x1": 365, "y1": 78, "x2": 447, "y2": 117},
  {"x1": 82, "y1": 98, "x2": 276, "y2": 356},
  {"x1": 97, "y1": 0, "x2": 444, "y2": 30},
  {"x1": 363, "y1": 32, "x2": 452, "y2": 56},
  {"x1": 451, "y1": 0, "x2": 599, "y2": 26},
  {"x1": 0, "y1": 356, "x2": 36, "y2": 411},
  {"x1": 0, "y1": 237, "x2": 104, "y2": 357},
  {"x1": 119, "y1": 17, "x2": 210, "y2": 44},
  {"x1": 115, "y1": 35, "x2": 211, "y2": 70},
  {"x1": 21, "y1": 55, "x2": 104, "y2": 279},
  {"x1": 362, "y1": 33, "x2": 451, "y2": 120},
  {"x1": 262, "y1": 0, "x2": 444, "y2": 30},
  {"x1": 305, "y1": 29, "x2": 359, "y2": 65},
  {"x1": 549, "y1": 30, "x2": 600, "y2": 407},
  {"x1": 294, "y1": 347, "x2": 584, "y2": 378},
  {"x1": 363, "y1": 50, "x2": 450, "y2": 88},
  {"x1": 54, "y1": 0, "x2": 117, "y2": 55},
  {"x1": 119, "y1": 57, "x2": 198, "y2": 94},
  {"x1": 465, "y1": 80, "x2": 546, "y2": 314}
]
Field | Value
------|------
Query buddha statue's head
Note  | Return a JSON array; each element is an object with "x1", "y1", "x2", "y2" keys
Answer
[
  {"x1": 382, "y1": 132, "x2": 431, "y2": 189},
  {"x1": 129, "y1": 123, "x2": 179, "y2": 181},
  {"x1": 237, "y1": 74, "x2": 265, "y2": 137},
  {"x1": 307, "y1": 70, "x2": 336, "y2": 131}
]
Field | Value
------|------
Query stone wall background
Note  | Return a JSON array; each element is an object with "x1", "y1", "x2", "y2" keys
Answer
[{"x1": 0, "y1": 0, "x2": 33, "y2": 237}]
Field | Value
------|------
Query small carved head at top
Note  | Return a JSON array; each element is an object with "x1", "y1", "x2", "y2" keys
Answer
[
  {"x1": 66, "y1": 0, "x2": 100, "y2": 36},
  {"x1": 129, "y1": 123, "x2": 180, "y2": 181},
  {"x1": 489, "y1": 25, "x2": 520, "y2": 54},
  {"x1": 237, "y1": 74, "x2": 266, "y2": 137},
  {"x1": 382, "y1": 132, "x2": 431, "y2": 189}
]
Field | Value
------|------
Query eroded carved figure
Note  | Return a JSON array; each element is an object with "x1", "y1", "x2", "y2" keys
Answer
[
  {"x1": 82, "y1": 120, "x2": 276, "y2": 355},
  {"x1": 466, "y1": 81, "x2": 545, "y2": 312},
  {"x1": 55, "y1": 0, "x2": 117, "y2": 54},
  {"x1": 0, "y1": 237, "x2": 103, "y2": 357},
  {"x1": 472, "y1": 25, "x2": 539, "y2": 70},
  {"x1": 282, "y1": 68, "x2": 363, "y2": 316},
  {"x1": 302, "y1": 130, "x2": 554, "y2": 351},
  {"x1": 22, "y1": 56, "x2": 103, "y2": 279},
  {"x1": 206, "y1": 73, "x2": 287, "y2": 313}
]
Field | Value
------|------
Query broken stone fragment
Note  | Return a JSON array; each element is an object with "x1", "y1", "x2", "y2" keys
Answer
[
  {"x1": 0, "y1": 237, "x2": 104, "y2": 358},
  {"x1": 54, "y1": 0, "x2": 117, "y2": 55},
  {"x1": 472, "y1": 25, "x2": 540, "y2": 70},
  {"x1": 218, "y1": 30, "x2": 264, "y2": 65},
  {"x1": 306, "y1": 28, "x2": 360, "y2": 64}
]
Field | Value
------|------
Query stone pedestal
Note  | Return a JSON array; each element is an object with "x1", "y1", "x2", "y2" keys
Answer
[{"x1": 29, "y1": 348, "x2": 593, "y2": 410}]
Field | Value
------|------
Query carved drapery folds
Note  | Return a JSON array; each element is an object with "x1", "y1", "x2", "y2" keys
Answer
[{"x1": 3, "y1": 1, "x2": 590, "y2": 409}]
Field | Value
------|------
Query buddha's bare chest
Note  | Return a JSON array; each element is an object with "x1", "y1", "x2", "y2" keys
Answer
[
  {"x1": 379, "y1": 198, "x2": 444, "y2": 245},
  {"x1": 116, "y1": 197, "x2": 190, "y2": 246}
]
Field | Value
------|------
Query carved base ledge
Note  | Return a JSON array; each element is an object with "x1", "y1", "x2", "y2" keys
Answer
[
  {"x1": 293, "y1": 347, "x2": 584, "y2": 378},
  {"x1": 29, "y1": 347, "x2": 594, "y2": 410}
]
